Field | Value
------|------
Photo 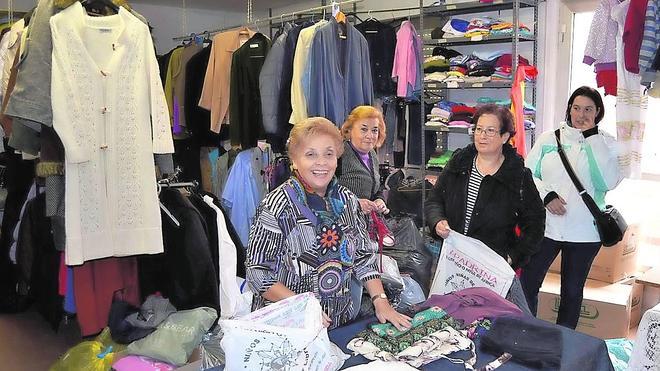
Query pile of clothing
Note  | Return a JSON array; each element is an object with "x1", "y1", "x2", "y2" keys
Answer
[
  {"x1": 347, "y1": 287, "x2": 563, "y2": 370},
  {"x1": 432, "y1": 16, "x2": 533, "y2": 40},
  {"x1": 426, "y1": 100, "x2": 476, "y2": 128},
  {"x1": 424, "y1": 49, "x2": 538, "y2": 84},
  {"x1": 477, "y1": 97, "x2": 537, "y2": 130},
  {"x1": 51, "y1": 295, "x2": 218, "y2": 369}
]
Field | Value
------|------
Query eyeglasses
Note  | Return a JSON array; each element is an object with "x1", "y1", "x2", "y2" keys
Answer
[
  {"x1": 471, "y1": 126, "x2": 500, "y2": 137},
  {"x1": 571, "y1": 105, "x2": 596, "y2": 115}
]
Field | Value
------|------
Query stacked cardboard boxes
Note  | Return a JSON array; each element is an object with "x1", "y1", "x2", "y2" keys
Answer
[{"x1": 537, "y1": 225, "x2": 644, "y2": 339}]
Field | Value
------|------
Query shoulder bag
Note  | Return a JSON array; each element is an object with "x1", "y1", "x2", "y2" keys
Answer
[{"x1": 554, "y1": 129, "x2": 627, "y2": 247}]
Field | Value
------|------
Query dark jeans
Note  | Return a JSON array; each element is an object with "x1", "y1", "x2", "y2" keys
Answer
[{"x1": 520, "y1": 237, "x2": 601, "y2": 329}]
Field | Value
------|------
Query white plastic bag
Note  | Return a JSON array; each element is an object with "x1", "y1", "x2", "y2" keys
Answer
[
  {"x1": 220, "y1": 293, "x2": 349, "y2": 371},
  {"x1": 430, "y1": 232, "x2": 515, "y2": 297},
  {"x1": 234, "y1": 277, "x2": 253, "y2": 318},
  {"x1": 398, "y1": 275, "x2": 426, "y2": 309},
  {"x1": 379, "y1": 255, "x2": 404, "y2": 288}
]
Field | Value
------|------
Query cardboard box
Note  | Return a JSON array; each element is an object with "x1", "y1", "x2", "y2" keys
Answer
[
  {"x1": 548, "y1": 224, "x2": 640, "y2": 283},
  {"x1": 537, "y1": 272, "x2": 643, "y2": 339}
]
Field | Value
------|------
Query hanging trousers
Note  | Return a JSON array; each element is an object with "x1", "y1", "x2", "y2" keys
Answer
[{"x1": 520, "y1": 237, "x2": 601, "y2": 329}]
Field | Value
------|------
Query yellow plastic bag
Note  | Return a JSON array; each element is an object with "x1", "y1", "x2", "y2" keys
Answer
[{"x1": 50, "y1": 328, "x2": 125, "y2": 371}]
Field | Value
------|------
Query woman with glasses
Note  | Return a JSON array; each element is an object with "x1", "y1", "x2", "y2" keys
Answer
[
  {"x1": 521, "y1": 86, "x2": 623, "y2": 329},
  {"x1": 425, "y1": 103, "x2": 546, "y2": 271}
]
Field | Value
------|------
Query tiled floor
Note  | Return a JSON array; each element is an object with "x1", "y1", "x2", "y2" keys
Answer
[{"x1": 0, "y1": 310, "x2": 80, "y2": 370}]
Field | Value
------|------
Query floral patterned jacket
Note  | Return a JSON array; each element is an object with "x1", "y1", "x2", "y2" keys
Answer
[{"x1": 245, "y1": 177, "x2": 380, "y2": 328}]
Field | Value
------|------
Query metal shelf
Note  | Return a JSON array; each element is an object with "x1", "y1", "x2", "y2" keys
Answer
[
  {"x1": 424, "y1": 80, "x2": 535, "y2": 89},
  {"x1": 424, "y1": 34, "x2": 535, "y2": 46},
  {"x1": 424, "y1": 125, "x2": 470, "y2": 133},
  {"x1": 423, "y1": 0, "x2": 537, "y2": 16},
  {"x1": 424, "y1": 124, "x2": 536, "y2": 132}
]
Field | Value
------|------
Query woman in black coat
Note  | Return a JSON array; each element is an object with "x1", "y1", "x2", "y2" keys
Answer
[{"x1": 424, "y1": 104, "x2": 545, "y2": 269}]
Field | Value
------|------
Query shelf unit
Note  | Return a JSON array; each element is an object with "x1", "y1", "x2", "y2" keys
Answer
[
  {"x1": 417, "y1": 0, "x2": 539, "y2": 228},
  {"x1": 423, "y1": 34, "x2": 535, "y2": 46},
  {"x1": 424, "y1": 80, "x2": 535, "y2": 90},
  {"x1": 418, "y1": 0, "x2": 539, "y2": 150},
  {"x1": 423, "y1": 0, "x2": 537, "y2": 15}
]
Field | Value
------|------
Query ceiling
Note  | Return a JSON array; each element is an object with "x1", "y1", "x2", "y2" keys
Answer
[{"x1": 132, "y1": 0, "x2": 305, "y2": 12}]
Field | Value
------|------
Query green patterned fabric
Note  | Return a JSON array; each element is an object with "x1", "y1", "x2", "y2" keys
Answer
[{"x1": 356, "y1": 307, "x2": 464, "y2": 354}]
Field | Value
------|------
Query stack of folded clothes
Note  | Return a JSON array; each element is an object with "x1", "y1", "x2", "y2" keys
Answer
[
  {"x1": 424, "y1": 51, "x2": 538, "y2": 85},
  {"x1": 440, "y1": 18, "x2": 470, "y2": 38},
  {"x1": 423, "y1": 55, "x2": 450, "y2": 73},
  {"x1": 490, "y1": 22, "x2": 533, "y2": 37},
  {"x1": 491, "y1": 54, "x2": 538, "y2": 81},
  {"x1": 477, "y1": 97, "x2": 537, "y2": 129},
  {"x1": 431, "y1": 17, "x2": 534, "y2": 40},
  {"x1": 464, "y1": 16, "x2": 499, "y2": 38}
]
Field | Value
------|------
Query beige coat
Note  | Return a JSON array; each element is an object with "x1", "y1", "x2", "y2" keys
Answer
[{"x1": 198, "y1": 27, "x2": 254, "y2": 133}]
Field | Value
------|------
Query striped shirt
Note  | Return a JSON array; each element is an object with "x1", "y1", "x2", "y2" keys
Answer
[
  {"x1": 640, "y1": 0, "x2": 660, "y2": 84},
  {"x1": 464, "y1": 157, "x2": 484, "y2": 234}
]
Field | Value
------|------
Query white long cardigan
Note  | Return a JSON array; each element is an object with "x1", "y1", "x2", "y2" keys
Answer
[{"x1": 51, "y1": 3, "x2": 174, "y2": 265}]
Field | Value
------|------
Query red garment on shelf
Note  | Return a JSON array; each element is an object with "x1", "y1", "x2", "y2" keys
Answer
[
  {"x1": 496, "y1": 54, "x2": 530, "y2": 68},
  {"x1": 73, "y1": 257, "x2": 141, "y2": 336},
  {"x1": 623, "y1": 0, "x2": 649, "y2": 74},
  {"x1": 451, "y1": 105, "x2": 476, "y2": 114}
]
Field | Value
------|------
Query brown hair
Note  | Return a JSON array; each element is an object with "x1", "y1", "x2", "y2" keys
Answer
[
  {"x1": 565, "y1": 86, "x2": 605, "y2": 125},
  {"x1": 341, "y1": 106, "x2": 387, "y2": 148},
  {"x1": 472, "y1": 104, "x2": 516, "y2": 138},
  {"x1": 287, "y1": 117, "x2": 344, "y2": 157}
]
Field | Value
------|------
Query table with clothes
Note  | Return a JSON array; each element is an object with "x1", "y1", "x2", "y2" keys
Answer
[{"x1": 328, "y1": 287, "x2": 615, "y2": 371}]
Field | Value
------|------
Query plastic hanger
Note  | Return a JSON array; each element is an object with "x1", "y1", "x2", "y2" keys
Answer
[{"x1": 336, "y1": 11, "x2": 346, "y2": 23}]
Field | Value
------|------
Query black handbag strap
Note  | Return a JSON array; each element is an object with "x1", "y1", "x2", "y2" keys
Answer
[{"x1": 554, "y1": 129, "x2": 603, "y2": 218}]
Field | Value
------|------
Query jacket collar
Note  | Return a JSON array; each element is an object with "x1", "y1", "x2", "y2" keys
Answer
[
  {"x1": 224, "y1": 27, "x2": 256, "y2": 52},
  {"x1": 446, "y1": 143, "x2": 524, "y2": 186},
  {"x1": 559, "y1": 121, "x2": 585, "y2": 142}
]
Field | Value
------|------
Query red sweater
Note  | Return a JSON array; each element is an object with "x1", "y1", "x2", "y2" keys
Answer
[{"x1": 623, "y1": 0, "x2": 649, "y2": 74}]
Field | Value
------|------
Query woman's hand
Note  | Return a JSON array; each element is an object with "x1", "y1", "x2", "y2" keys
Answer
[
  {"x1": 374, "y1": 199, "x2": 390, "y2": 214},
  {"x1": 359, "y1": 198, "x2": 377, "y2": 213},
  {"x1": 374, "y1": 299, "x2": 412, "y2": 331},
  {"x1": 434, "y1": 220, "x2": 451, "y2": 238},
  {"x1": 546, "y1": 196, "x2": 567, "y2": 215},
  {"x1": 322, "y1": 311, "x2": 332, "y2": 328}
]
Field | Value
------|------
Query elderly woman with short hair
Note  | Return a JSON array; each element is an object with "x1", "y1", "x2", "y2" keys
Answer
[{"x1": 246, "y1": 117, "x2": 411, "y2": 330}]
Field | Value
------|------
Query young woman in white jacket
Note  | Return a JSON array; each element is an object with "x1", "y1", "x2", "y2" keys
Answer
[{"x1": 521, "y1": 86, "x2": 624, "y2": 329}]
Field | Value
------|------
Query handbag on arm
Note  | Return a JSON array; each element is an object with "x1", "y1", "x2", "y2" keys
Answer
[{"x1": 554, "y1": 129, "x2": 627, "y2": 247}]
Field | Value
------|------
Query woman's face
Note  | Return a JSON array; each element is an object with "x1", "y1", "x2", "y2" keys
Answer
[
  {"x1": 473, "y1": 113, "x2": 509, "y2": 156},
  {"x1": 291, "y1": 134, "x2": 338, "y2": 195},
  {"x1": 349, "y1": 118, "x2": 380, "y2": 153},
  {"x1": 569, "y1": 95, "x2": 599, "y2": 131}
]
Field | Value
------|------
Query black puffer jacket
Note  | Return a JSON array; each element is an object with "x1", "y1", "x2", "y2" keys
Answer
[{"x1": 425, "y1": 144, "x2": 545, "y2": 268}]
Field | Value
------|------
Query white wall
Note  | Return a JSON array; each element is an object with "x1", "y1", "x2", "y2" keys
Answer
[
  {"x1": 130, "y1": 3, "x2": 243, "y2": 54},
  {"x1": 3, "y1": 0, "x2": 245, "y2": 54}
]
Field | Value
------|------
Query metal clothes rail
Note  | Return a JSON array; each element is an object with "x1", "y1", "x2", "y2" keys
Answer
[{"x1": 172, "y1": 0, "x2": 364, "y2": 41}]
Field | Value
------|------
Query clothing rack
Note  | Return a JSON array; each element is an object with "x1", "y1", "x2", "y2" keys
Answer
[
  {"x1": 172, "y1": 0, "x2": 365, "y2": 41},
  {"x1": 158, "y1": 181, "x2": 198, "y2": 189}
]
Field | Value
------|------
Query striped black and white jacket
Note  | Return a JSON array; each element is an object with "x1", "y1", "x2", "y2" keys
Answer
[{"x1": 245, "y1": 178, "x2": 380, "y2": 328}]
